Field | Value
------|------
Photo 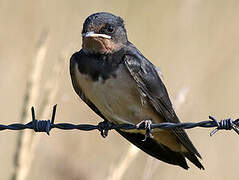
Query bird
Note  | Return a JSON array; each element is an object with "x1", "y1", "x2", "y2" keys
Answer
[{"x1": 69, "y1": 12, "x2": 204, "y2": 170}]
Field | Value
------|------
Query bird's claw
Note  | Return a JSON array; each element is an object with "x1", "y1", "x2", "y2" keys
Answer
[
  {"x1": 98, "y1": 120, "x2": 112, "y2": 138},
  {"x1": 136, "y1": 120, "x2": 153, "y2": 141}
]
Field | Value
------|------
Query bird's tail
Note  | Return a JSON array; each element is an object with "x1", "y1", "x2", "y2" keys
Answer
[{"x1": 116, "y1": 129, "x2": 204, "y2": 170}]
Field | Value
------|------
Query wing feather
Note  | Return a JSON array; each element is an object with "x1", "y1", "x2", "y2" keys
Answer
[{"x1": 124, "y1": 45, "x2": 201, "y2": 158}]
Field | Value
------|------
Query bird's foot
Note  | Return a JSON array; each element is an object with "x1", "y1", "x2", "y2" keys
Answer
[
  {"x1": 136, "y1": 119, "x2": 153, "y2": 141},
  {"x1": 98, "y1": 120, "x2": 113, "y2": 138}
]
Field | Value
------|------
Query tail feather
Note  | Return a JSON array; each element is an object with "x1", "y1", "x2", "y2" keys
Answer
[
  {"x1": 184, "y1": 152, "x2": 204, "y2": 170},
  {"x1": 116, "y1": 130, "x2": 204, "y2": 170}
]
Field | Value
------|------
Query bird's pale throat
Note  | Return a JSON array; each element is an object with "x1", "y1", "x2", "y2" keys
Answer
[{"x1": 82, "y1": 37, "x2": 121, "y2": 54}]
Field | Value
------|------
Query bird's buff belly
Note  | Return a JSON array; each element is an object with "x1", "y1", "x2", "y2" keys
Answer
[
  {"x1": 74, "y1": 64, "x2": 159, "y2": 125},
  {"x1": 74, "y1": 64, "x2": 183, "y2": 151}
]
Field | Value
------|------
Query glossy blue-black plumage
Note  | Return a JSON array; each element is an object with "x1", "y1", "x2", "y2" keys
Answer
[{"x1": 70, "y1": 12, "x2": 204, "y2": 170}]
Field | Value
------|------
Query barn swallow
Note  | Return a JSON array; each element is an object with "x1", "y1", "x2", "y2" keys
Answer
[{"x1": 70, "y1": 12, "x2": 204, "y2": 170}]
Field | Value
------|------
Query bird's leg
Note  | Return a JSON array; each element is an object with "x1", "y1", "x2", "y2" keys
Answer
[
  {"x1": 98, "y1": 120, "x2": 113, "y2": 138},
  {"x1": 136, "y1": 119, "x2": 153, "y2": 141}
]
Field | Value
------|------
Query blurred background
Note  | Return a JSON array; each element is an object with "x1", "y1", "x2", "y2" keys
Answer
[{"x1": 1, "y1": 0, "x2": 239, "y2": 179}]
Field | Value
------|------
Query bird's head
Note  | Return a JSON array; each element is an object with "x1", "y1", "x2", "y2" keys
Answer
[{"x1": 82, "y1": 12, "x2": 128, "y2": 54}]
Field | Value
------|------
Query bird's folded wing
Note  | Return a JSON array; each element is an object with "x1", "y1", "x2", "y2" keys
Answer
[{"x1": 123, "y1": 48, "x2": 201, "y2": 158}]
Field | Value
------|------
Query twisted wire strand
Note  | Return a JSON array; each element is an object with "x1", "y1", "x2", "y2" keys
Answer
[{"x1": 0, "y1": 105, "x2": 239, "y2": 137}]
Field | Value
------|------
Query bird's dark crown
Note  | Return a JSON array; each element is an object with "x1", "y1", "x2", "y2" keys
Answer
[{"x1": 82, "y1": 12, "x2": 125, "y2": 34}]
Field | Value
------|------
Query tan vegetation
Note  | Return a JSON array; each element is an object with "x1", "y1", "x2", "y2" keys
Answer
[{"x1": 0, "y1": 0, "x2": 239, "y2": 179}]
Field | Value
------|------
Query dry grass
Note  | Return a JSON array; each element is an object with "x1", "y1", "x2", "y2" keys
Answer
[
  {"x1": 1, "y1": 1, "x2": 239, "y2": 180},
  {"x1": 106, "y1": 145, "x2": 139, "y2": 180},
  {"x1": 12, "y1": 31, "x2": 65, "y2": 180},
  {"x1": 12, "y1": 31, "x2": 49, "y2": 180}
]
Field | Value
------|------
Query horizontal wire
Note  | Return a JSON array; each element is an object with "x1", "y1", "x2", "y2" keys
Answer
[{"x1": 0, "y1": 105, "x2": 239, "y2": 137}]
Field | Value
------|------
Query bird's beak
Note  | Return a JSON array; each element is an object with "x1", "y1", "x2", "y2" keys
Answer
[{"x1": 82, "y1": 32, "x2": 111, "y2": 39}]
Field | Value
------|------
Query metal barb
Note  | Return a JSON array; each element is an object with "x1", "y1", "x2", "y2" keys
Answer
[
  {"x1": 209, "y1": 116, "x2": 220, "y2": 136},
  {"x1": 97, "y1": 120, "x2": 112, "y2": 138},
  {"x1": 31, "y1": 107, "x2": 36, "y2": 121},
  {"x1": 231, "y1": 124, "x2": 239, "y2": 135},
  {"x1": 209, "y1": 116, "x2": 239, "y2": 136},
  {"x1": 51, "y1": 104, "x2": 57, "y2": 124},
  {"x1": 30, "y1": 106, "x2": 53, "y2": 135}
]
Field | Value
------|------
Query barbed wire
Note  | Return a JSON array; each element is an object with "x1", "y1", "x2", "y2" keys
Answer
[{"x1": 0, "y1": 105, "x2": 239, "y2": 139}]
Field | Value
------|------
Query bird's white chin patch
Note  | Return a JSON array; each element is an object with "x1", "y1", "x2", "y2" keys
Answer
[{"x1": 83, "y1": 32, "x2": 111, "y2": 39}]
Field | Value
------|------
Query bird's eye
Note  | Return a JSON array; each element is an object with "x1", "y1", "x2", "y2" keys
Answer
[{"x1": 106, "y1": 25, "x2": 114, "y2": 33}]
